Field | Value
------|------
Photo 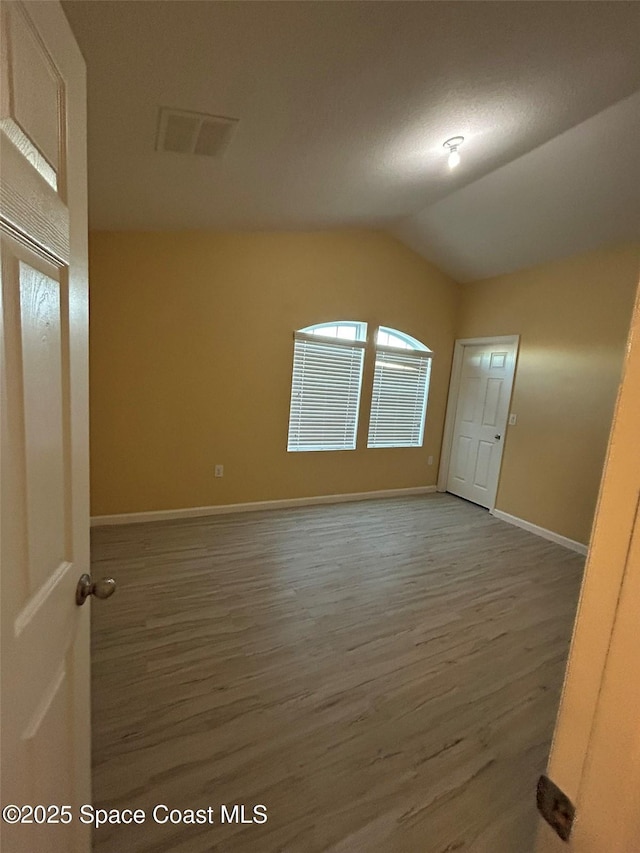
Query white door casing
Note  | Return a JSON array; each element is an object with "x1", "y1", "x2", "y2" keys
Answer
[
  {"x1": 439, "y1": 336, "x2": 518, "y2": 510},
  {"x1": 1, "y1": 3, "x2": 91, "y2": 852}
]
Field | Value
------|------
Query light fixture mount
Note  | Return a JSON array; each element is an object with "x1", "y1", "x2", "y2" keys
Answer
[{"x1": 443, "y1": 136, "x2": 465, "y2": 152}]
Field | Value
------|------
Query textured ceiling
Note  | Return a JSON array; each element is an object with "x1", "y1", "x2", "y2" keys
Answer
[
  {"x1": 63, "y1": 1, "x2": 640, "y2": 280},
  {"x1": 394, "y1": 91, "x2": 640, "y2": 282}
]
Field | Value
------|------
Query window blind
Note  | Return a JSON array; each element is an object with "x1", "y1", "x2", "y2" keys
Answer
[
  {"x1": 367, "y1": 347, "x2": 432, "y2": 448},
  {"x1": 287, "y1": 331, "x2": 365, "y2": 451}
]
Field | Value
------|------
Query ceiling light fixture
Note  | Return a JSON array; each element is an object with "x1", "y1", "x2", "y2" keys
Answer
[{"x1": 443, "y1": 136, "x2": 464, "y2": 169}]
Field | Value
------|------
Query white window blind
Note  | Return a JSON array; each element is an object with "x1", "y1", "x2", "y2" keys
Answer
[
  {"x1": 367, "y1": 347, "x2": 432, "y2": 448},
  {"x1": 287, "y1": 331, "x2": 366, "y2": 451}
]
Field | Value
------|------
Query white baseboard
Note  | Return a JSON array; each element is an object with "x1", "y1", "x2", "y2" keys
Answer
[
  {"x1": 90, "y1": 485, "x2": 437, "y2": 527},
  {"x1": 491, "y1": 508, "x2": 588, "y2": 556}
]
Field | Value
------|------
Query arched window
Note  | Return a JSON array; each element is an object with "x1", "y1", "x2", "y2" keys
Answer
[
  {"x1": 367, "y1": 326, "x2": 432, "y2": 448},
  {"x1": 376, "y1": 326, "x2": 430, "y2": 351},
  {"x1": 287, "y1": 321, "x2": 367, "y2": 451},
  {"x1": 304, "y1": 321, "x2": 367, "y2": 342}
]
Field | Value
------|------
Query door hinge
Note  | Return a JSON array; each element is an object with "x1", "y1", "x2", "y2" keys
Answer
[{"x1": 537, "y1": 775, "x2": 575, "y2": 842}]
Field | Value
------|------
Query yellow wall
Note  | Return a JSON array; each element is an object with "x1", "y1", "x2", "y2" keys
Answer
[
  {"x1": 457, "y1": 244, "x2": 639, "y2": 545},
  {"x1": 89, "y1": 230, "x2": 460, "y2": 515},
  {"x1": 90, "y1": 233, "x2": 638, "y2": 543}
]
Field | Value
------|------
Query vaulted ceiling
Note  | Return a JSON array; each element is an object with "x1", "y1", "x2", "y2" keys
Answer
[{"x1": 63, "y1": 1, "x2": 640, "y2": 281}]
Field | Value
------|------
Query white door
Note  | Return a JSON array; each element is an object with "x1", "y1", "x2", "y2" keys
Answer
[
  {"x1": 1, "y1": 3, "x2": 92, "y2": 851},
  {"x1": 443, "y1": 338, "x2": 518, "y2": 508},
  {"x1": 535, "y1": 286, "x2": 640, "y2": 852}
]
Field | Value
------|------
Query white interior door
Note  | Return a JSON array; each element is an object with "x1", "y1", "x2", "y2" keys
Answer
[
  {"x1": 444, "y1": 338, "x2": 518, "y2": 509},
  {"x1": 1, "y1": 3, "x2": 91, "y2": 851}
]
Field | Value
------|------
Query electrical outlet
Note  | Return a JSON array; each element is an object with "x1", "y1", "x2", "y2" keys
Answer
[
  {"x1": 509, "y1": 413, "x2": 517, "y2": 426},
  {"x1": 214, "y1": 464, "x2": 224, "y2": 478},
  {"x1": 428, "y1": 455, "x2": 434, "y2": 465}
]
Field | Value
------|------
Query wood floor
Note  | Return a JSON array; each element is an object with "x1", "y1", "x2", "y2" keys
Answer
[{"x1": 90, "y1": 494, "x2": 583, "y2": 853}]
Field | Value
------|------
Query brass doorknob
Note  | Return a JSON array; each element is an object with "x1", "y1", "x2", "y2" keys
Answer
[{"x1": 76, "y1": 573, "x2": 117, "y2": 606}]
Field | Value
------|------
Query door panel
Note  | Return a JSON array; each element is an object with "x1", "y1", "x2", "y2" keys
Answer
[
  {"x1": 460, "y1": 375, "x2": 479, "y2": 422},
  {"x1": 452, "y1": 434, "x2": 472, "y2": 481},
  {"x1": 1, "y1": 3, "x2": 90, "y2": 852},
  {"x1": 20, "y1": 261, "x2": 68, "y2": 588},
  {"x1": 446, "y1": 341, "x2": 517, "y2": 508},
  {"x1": 474, "y1": 439, "x2": 493, "y2": 489},
  {"x1": 482, "y1": 377, "x2": 502, "y2": 426},
  {"x1": 7, "y1": 0, "x2": 61, "y2": 171}
]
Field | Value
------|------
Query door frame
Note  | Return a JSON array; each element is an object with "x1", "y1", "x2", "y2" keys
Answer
[
  {"x1": 535, "y1": 282, "x2": 640, "y2": 851},
  {"x1": 437, "y1": 335, "x2": 520, "y2": 510}
]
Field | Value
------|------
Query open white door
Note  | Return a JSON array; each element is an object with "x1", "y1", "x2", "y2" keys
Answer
[
  {"x1": 1, "y1": 3, "x2": 92, "y2": 851},
  {"x1": 535, "y1": 282, "x2": 640, "y2": 851}
]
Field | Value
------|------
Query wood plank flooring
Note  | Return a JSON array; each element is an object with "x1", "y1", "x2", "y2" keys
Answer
[{"x1": 90, "y1": 494, "x2": 584, "y2": 853}]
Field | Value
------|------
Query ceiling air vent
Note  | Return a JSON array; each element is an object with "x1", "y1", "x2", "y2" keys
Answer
[{"x1": 155, "y1": 107, "x2": 239, "y2": 157}]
